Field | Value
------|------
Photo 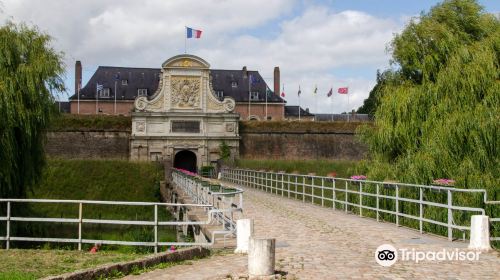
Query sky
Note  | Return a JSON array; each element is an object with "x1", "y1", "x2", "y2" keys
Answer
[{"x1": 1, "y1": 0, "x2": 498, "y2": 114}]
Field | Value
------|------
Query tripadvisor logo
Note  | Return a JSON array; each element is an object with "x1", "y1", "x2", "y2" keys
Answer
[{"x1": 375, "y1": 244, "x2": 481, "y2": 267}]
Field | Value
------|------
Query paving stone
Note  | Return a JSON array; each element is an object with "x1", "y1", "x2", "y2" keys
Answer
[{"x1": 124, "y1": 184, "x2": 500, "y2": 279}]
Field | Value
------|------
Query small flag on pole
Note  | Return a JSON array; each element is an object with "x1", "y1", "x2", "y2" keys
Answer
[
  {"x1": 327, "y1": 88, "x2": 333, "y2": 97},
  {"x1": 186, "y1": 27, "x2": 202, "y2": 39},
  {"x1": 249, "y1": 74, "x2": 259, "y2": 85},
  {"x1": 313, "y1": 85, "x2": 318, "y2": 95},
  {"x1": 298, "y1": 85, "x2": 301, "y2": 96},
  {"x1": 96, "y1": 83, "x2": 103, "y2": 92},
  {"x1": 338, "y1": 87, "x2": 348, "y2": 94},
  {"x1": 281, "y1": 84, "x2": 285, "y2": 97}
]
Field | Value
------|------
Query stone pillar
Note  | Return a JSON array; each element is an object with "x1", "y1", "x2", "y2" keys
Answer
[
  {"x1": 235, "y1": 219, "x2": 253, "y2": 254},
  {"x1": 468, "y1": 215, "x2": 491, "y2": 251},
  {"x1": 248, "y1": 238, "x2": 275, "y2": 277}
]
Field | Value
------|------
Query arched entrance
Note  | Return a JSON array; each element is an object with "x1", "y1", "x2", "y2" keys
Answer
[{"x1": 173, "y1": 150, "x2": 197, "y2": 173}]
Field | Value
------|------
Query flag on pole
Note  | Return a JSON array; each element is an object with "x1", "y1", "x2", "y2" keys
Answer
[
  {"x1": 338, "y1": 87, "x2": 348, "y2": 94},
  {"x1": 298, "y1": 85, "x2": 301, "y2": 96},
  {"x1": 327, "y1": 88, "x2": 333, "y2": 97},
  {"x1": 249, "y1": 74, "x2": 259, "y2": 85},
  {"x1": 96, "y1": 83, "x2": 103, "y2": 92},
  {"x1": 186, "y1": 27, "x2": 202, "y2": 38},
  {"x1": 313, "y1": 85, "x2": 318, "y2": 95},
  {"x1": 281, "y1": 84, "x2": 285, "y2": 97}
]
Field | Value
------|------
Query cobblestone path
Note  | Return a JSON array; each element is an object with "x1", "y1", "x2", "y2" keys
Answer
[{"x1": 124, "y1": 184, "x2": 500, "y2": 280}]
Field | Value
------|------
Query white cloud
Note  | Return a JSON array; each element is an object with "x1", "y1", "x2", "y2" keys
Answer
[{"x1": 0, "y1": 0, "x2": 402, "y2": 113}]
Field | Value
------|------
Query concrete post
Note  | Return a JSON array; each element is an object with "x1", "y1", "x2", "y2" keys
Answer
[
  {"x1": 235, "y1": 219, "x2": 254, "y2": 254},
  {"x1": 468, "y1": 215, "x2": 491, "y2": 251},
  {"x1": 248, "y1": 238, "x2": 275, "y2": 277}
]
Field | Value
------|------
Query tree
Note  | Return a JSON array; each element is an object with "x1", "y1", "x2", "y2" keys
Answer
[
  {"x1": 357, "y1": 70, "x2": 398, "y2": 115},
  {"x1": 360, "y1": 0, "x2": 499, "y2": 197},
  {"x1": 0, "y1": 22, "x2": 64, "y2": 198}
]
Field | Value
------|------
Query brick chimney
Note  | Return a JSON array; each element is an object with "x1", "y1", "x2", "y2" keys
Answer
[
  {"x1": 274, "y1": 66, "x2": 280, "y2": 95},
  {"x1": 75, "y1": 60, "x2": 82, "y2": 95},
  {"x1": 242, "y1": 66, "x2": 247, "y2": 78}
]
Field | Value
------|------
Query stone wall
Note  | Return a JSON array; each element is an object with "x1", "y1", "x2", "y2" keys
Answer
[
  {"x1": 240, "y1": 131, "x2": 367, "y2": 160},
  {"x1": 45, "y1": 130, "x2": 130, "y2": 159}
]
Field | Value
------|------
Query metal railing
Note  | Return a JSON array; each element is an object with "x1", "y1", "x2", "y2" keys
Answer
[
  {"x1": 221, "y1": 168, "x2": 499, "y2": 243},
  {"x1": 0, "y1": 171, "x2": 244, "y2": 252}
]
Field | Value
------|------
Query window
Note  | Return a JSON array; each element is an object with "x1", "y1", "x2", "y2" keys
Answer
[
  {"x1": 99, "y1": 88, "x2": 110, "y2": 98},
  {"x1": 171, "y1": 121, "x2": 200, "y2": 133},
  {"x1": 137, "y1": 88, "x2": 148, "y2": 96},
  {"x1": 215, "y1": 91, "x2": 224, "y2": 100},
  {"x1": 250, "y1": 91, "x2": 259, "y2": 101},
  {"x1": 121, "y1": 79, "x2": 128, "y2": 85},
  {"x1": 231, "y1": 81, "x2": 238, "y2": 88}
]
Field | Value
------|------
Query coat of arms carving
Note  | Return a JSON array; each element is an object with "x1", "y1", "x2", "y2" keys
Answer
[{"x1": 170, "y1": 76, "x2": 200, "y2": 108}]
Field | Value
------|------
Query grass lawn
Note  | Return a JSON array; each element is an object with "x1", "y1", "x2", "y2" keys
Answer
[
  {"x1": 0, "y1": 249, "x2": 146, "y2": 280},
  {"x1": 2, "y1": 159, "x2": 176, "y2": 253},
  {"x1": 234, "y1": 158, "x2": 360, "y2": 178}
]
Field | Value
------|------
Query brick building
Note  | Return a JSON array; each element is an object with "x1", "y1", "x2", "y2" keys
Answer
[{"x1": 69, "y1": 61, "x2": 285, "y2": 120}]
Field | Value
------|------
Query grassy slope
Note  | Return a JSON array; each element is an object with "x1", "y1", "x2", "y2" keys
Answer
[
  {"x1": 0, "y1": 249, "x2": 145, "y2": 280},
  {"x1": 235, "y1": 159, "x2": 360, "y2": 178}
]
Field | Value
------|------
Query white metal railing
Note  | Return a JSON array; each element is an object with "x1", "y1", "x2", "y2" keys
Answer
[
  {"x1": 0, "y1": 171, "x2": 244, "y2": 252},
  {"x1": 221, "y1": 168, "x2": 499, "y2": 243}
]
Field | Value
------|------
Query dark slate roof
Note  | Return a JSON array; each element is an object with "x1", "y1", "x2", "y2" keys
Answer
[
  {"x1": 315, "y1": 113, "x2": 372, "y2": 122},
  {"x1": 69, "y1": 67, "x2": 285, "y2": 103},
  {"x1": 284, "y1": 106, "x2": 315, "y2": 117}
]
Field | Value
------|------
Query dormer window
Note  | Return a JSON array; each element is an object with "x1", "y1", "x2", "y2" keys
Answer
[
  {"x1": 215, "y1": 91, "x2": 224, "y2": 100},
  {"x1": 231, "y1": 81, "x2": 238, "y2": 88},
  {"x1": 250, "y1": 91, "x2": 259, "y2": 101},
  {"x1": 121, "y1": 79, "x2": 128, "y2": 85},
  {"x1": 137, "y1": 88, "x2": 148, "y2": 96},
  {"x1": 99, "y1": 88, "x2": 110, "y2": 98}
]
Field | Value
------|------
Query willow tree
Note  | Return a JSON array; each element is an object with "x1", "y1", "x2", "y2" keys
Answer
[
  {"x1": 0, "y1": 22, "x2": 64, "y2": 198},
  {"x1": 360, "y1": 0, "x2": 499, "y2": 197}
]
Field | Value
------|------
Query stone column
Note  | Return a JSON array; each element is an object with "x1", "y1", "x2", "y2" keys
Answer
[
  {"x1": 248, "y1": 238, "x2": 275, "y2": 277},
  {"x1": 469, "y1": 215, "x2": 491, "y2": 251}
]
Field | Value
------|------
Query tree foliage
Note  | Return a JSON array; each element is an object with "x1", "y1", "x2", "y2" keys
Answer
[
  {"x1": 360, "y1": 0, "x2": 499, "y2": 197},
  {"x1": 0, "y1": 22, "x2": 64, "y2": 198}
]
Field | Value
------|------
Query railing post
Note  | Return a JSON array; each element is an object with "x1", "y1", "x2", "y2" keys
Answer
[
  {"x1": 295, "y1": 176, "x2": 298, "y2": 199},
  {"x1": 396, "y1": 185, "x2": 399, "y2": 227},
  {"x1": 311, "y1": 177, "x2": 314, "y2": 205},
  {"x1": 332, "y1": 179, "x2": 336, "y2": 209},
  {"x1": 376, "y1": 184, "x2": 380, "y2": 222},
  {"x1": 154, "y1": 204, "x2": 158, "y2": 253},
  {"x1": 78, "y1": 203, "x2": 83, "y2": 251},
  {"x1": 345, "y1": 181, "x2": 348, "y2": 212},
  {"x1": 321, "y1": 178, "x2": 325, "y2": 207},
  {"x1": 281, "y1": 174, "x2": 284, "y2": 197},
  {"x1": 6, "y1": 201, "x2": 10, "y2": 250},
  {"x1": 419, "y1": 187, "x2": 423, "y2": 234},
  {"x1": 359, "y1": 182, "x2": 363, "y2": 217},
  {"x1": 287, "y1": 175, "x2": 290, "y2": 199},
  {"x1": 302, "y1": 176, "x2": 306, "y2": 203},
  {"x1": 448, "y1": 190, "x2": 453, "y2": 241}
]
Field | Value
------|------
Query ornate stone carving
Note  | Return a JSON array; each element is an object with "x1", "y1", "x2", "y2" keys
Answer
[
  {"x1": 170, "y1": 76, "x2": 200, "y2": 109},
  {"x1": 136, "y1": 121, "x2": 145, "y2": 132},
  {"x1": 226, "y1": 123, "x2": 235, "y2": 132}
]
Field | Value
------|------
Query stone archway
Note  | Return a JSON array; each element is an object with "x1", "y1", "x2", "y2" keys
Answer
[{"x1": 173, "y1": 150, "x2": 197, "y2": 173}]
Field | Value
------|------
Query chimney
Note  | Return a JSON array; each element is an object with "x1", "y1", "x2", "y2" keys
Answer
[
  {"x1": 274, "y1": 66, "x2": 280, "y2": 95},
  {"x1": 242, "y1": 66, "x2": 247, "y2": 78},
  {"x1": 75, "y1": 60, "x2": 82, "y2": 95}
]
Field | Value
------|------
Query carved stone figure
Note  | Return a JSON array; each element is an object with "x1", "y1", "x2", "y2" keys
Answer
[{"x1": 171, "y1": 77, "x2": 200, "y2": 108}]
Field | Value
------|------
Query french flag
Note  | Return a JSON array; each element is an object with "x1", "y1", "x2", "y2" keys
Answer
[{"x1": 186, "y1": 27, "x2": 202, "y2": 39}]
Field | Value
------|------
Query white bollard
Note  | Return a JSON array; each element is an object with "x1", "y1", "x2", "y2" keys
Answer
[
  {"x1": 217, "y1": 172, "x2": 222, "y2": 180},
  {"x1": 235, "y1": 219, "x2": 254, "y2": 254},
  {"x1": 468, "y1": 215, "x2": 491, "y2": 251},
  {"x1": 248, "y1": 238, "x2": 275, "y2": 277}
]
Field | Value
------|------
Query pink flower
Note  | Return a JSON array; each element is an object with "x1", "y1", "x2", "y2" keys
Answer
[{"x1": 350, "y1": 175, "x2": 367, "y2": 180}]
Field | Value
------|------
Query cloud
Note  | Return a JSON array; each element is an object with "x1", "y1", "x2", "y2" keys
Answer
[{"x1": 0, "y1": 0, "x2": 402, "y2": 113}]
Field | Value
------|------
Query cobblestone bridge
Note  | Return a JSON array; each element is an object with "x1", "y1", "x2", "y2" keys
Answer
[{"x1": 125, "y1": 182, "x2": 500, "y2": 280}]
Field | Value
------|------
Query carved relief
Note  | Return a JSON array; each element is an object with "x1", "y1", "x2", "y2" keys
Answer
[
  {"x1": 170, "y1": 76, "x2": 201, "y2": 109},
  {"x1": 226, "y1": 123, "x2": 235, "y2": 132},
  {"x1": 136, "y1": 121, "x2": 145, "y2": 132}
]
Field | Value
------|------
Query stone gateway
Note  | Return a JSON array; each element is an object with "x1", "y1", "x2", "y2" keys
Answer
[{"x1": 130, "y1": 54, "x2": 239, "y2": 171}]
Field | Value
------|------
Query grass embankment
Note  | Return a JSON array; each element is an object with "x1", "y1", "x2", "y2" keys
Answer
[
  {"x1": 235, "y1": 159, "x2": 359, "y2": 178},
  {"x1": 3, "y1": 159, "x2": 175, "y2": 253},
  {"x1": 0, "y1": 249, "x2": 145, "y2": 280},
  {"x1": 239, "y1": 120, "x2": 368, "y2": 133},
  {"x1": 49, "y1": 114, "x2": 131, "y2": 131}
]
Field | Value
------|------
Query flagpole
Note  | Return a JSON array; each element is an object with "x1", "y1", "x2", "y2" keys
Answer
[
  {"x1": 315, "y1": 88, "x2": 318, "y2": 121},
  {"x1": 331, "y1": 88, "x2": 333, "y2": 122},
  {"x1": 298, "y1": 86, "x2": 301, "y2": 121},
  {"x1": 96, "y1": 83, "x2": 98, "y2": 114},
  {"x1": 184, "y1": 26, "x2": 187, "y2": 54},
  {"x1": 77, "y1": 82, "x2": 80, "y2": 114},
  {"x1": 265, "y1": 86, "x2": 268, "y2": 120},
  {"x1": 347, "y1": 89, "x2": 350, "y2": 122},
  {"x1": 114, "y1": 80, "x2": 117, "y2": 115},
  {"x1": 248, "y1": 76, "x2": 251, "y2": 120}
]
